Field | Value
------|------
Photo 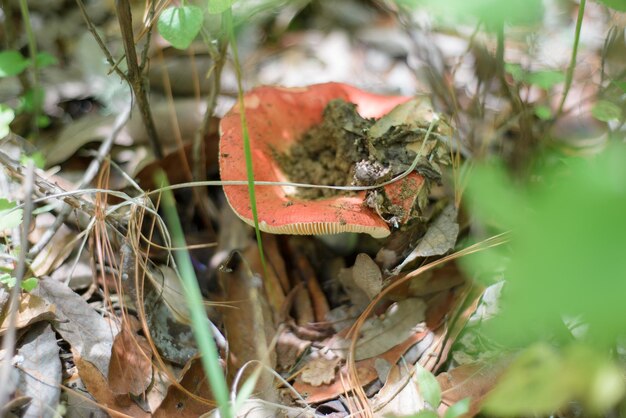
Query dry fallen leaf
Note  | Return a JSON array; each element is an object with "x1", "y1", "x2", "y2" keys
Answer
[
  {"x1": 329, "y1": 298, "x2": 427, "y2": 361},
  {"x1": 108, "y1": 327, "x2": 153, "y2": 396},
  {"x1": 0, "y1": 293, "x2": 56, "y2": 336},
  {"x1": 394, "y1": 204, "x2": 459, "y2": 273},
  {"x1": 300, "y1": 355, "x2": 341, "y2": 387},
  {"x1": 34, "y1": 278, "x2": 118, "y2": 376},
  {"x1": 352, "y1": 253, "x2": 384, "y2": 300},
  {"x1": 15, "y1": 323, "x2": 62, "y2": 417}
]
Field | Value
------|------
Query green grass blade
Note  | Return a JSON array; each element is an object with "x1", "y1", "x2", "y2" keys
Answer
[
  {"x1": 225, "y1": 8, "x2": 268, "y2": 278},
  {"x1": 155, "y1": 170, "x2": 232, "y2": 418}
]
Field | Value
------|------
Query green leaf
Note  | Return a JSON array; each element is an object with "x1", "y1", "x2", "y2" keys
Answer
[
  {"x1": 21, "y1": 277, "x2": 38, "y2": 292},
  {"x1": 0, "y1": 104, "x2": 15, "y2": 138},
  {"x1": 0, "y1": 198, "x2": 23, "y2": 230},
  {"x1": 526, "y1": 70, "x2": 565, "y2": 90},
  {"x1": 464, "y1": 144, "x2": 626, "y2": 346},
  {"x1": 415, "y1": 364, "x2": 441, "y2": 409},
  {"x1": 596, "y1": 0, "x2": 626, "y2": 11},
  {"x1": 534, "y1": 105, "x2": 552, "y2": 120},
  {"x1": 420, "y1": 0, "x2": 543, "y2": 28},
  {"x1": 444, "y1": 398, "x2": 470, "y2": 418},
  {"x1": 505, "y1": 63, "x2": 525, "y2": 83},
  {"x1": 207, "y1": 0, "x2": 235, "y2": 14},
  {"x1": 612, "y1": 80, "x2": 626, "y2": 93},
  {"x1": 0, "y1": 273, "x2": 16, "y2": 288},
  {"x1": 591, "y1": 100, "x2": 622, "y2": 122},
  {"x1": 0, "y1": 50, "x2": 29, "y2": 77},
  {"x1": 157, "y1": 6, "x2": 204, "y2": 50},
  {"x1": 18, "y1": 87, "x2": 45, "y2": 113},
  {"x1": 33, "y1": 52, "x2": 58, "y2": 68},
  {"x1": 20, "y1": 152, "x2": 46, "y2": 169}
]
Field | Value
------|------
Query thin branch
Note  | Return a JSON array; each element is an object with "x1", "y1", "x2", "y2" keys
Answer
[
  {"x1": 75, "y1": 0, "x2": 128, "y2": 81},
  {"x1": 557, "y1": 0, "x2": 586, "y2": 117},
  {"x1": 115, "y1": 0, "x2": 164, "y2": 159},
  {"x1": 0, "y1": 160, "x2": 35, "y2": 409}
]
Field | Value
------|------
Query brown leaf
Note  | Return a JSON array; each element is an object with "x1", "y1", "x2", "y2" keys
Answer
[
  {"x1": 75, "y1": 354, "x2": 150, "y2": 418},
  {"x1": 0, "y1": 293, "x2": 56, "y2": 336},
  {"x1": 219, "y1": 247, "x2": 278, "y2": 396},
  {"x1": 301, "y1": 355, "x2": 341, "y2": 387},
  {"x1": 294, "y1": 330, "x2": 428, "y2": 403},
  {"x1": 108, "y1": 327, "x2": 153, "y2": 396},
  {"x1": 154, "y1": 357, "x2": 215, "y2": 418},
  {"x1": 437, "y1": 361, "x2": 508, "y2": 417}
]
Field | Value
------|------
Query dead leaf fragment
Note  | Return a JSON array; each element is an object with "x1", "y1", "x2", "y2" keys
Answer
[
  {"x1": 16, "y1": 323, "x2": 62, "y2": 418},
  {"x1": 352, "y1": 253, "x2": 383, "y2": 300},
  {"x1": 394, "y1": 204, "x2": 459, "y2": 272},
  {"x1": 108, "y1": 327, "x2": 153, "y2": 396},
  {"x1": 301, "y1": 355, "x2": 341, "y2": 387},
  {"x1": 329, "y1": 298, "x2": 426, "y2": 361},
  {"x1": 0, "y1": 293, "x2": 56, "y2": 336},
  {"x1": 34, "y1": 278, "x2": 118, "y2": 376}
]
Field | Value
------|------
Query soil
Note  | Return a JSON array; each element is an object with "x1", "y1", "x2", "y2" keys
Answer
[
  {"x1": 275, "y1": 98, "x2": 447, "y2": 201},
  {"x1": 274, "y1": 99, "x2": 373, "y2": 199}
]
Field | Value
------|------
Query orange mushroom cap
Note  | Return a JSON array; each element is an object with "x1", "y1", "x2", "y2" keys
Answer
[{"x1": 219, "y1": 83, "x2": 423, "y2": 238}]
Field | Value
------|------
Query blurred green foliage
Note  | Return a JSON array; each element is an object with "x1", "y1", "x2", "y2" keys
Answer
[
  {"x1": 464, "y1": 144, "x2": 626, "y2": 347},
  {"x1": 482, "y1": 343, "x2": 624, "y2": 415},
  {"x1": 394, "y1": 0, "x2": 543, "y2": 28}
]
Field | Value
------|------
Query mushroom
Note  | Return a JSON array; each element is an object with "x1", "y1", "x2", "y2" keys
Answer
[{"x1": 219, "y1": 83, "x2": 430, "y2": 238}]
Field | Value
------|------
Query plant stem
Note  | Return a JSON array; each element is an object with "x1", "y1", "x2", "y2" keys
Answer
[
  {"x1": 225, "y1": 8, "x2": 268, "y2": 279},
  {"x1": 557, "y1": 0, "x2": 586, "y2": 117},
  {"x1": 115, "y1": 0, "x2": 163, "y2": 159},
  {"x1": 18, "y1": 0, "x2": 40, "y2": 135},
  {"x1": 0, "y1": 160, "x2": 34, "y2": 409}
]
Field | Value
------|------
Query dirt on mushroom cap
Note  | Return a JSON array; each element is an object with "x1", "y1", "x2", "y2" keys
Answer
[
  {"x1": 274, "y1": 99, "x2": 373, "y2": 199},
  {"x1": 275, "y1": 98, "x2": 450, "y2": 202}
]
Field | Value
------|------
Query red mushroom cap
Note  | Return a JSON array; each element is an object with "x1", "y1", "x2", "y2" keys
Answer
[{"x1": 219, "y1": 83, "x2": 418, "y2": 238}]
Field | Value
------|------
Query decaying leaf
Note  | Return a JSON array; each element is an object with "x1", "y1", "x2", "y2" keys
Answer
[
  {"x1": 371, "y1": 364, "x2": 425, "y2": 416},
  {"x1": 300, "y1": 355, "x2": 341, "y2": 387},
  {"x1": 154, "y1": 357, "x2": 214, "y2": 417},
  {"x1": 218, "y1": 248, "x2": 277, "y2": 395},
  {"x1": 15, "y1": 323, "x2": 62, "y2": 417},
  {"x1": 0, "y1": 293, "x2": 56, "y2": 336},
  {"x1": 144, "y1": 265, "x2": 198, "y2": 366},
  {"x1": 330, "y1": 298, "x2": 426, "y2": 361},
  {"x1": 108, "y1": 327, "x2": 153, "y2": 396},
  {"x1": 437, "y1": 361, "x2": 506, "y2": 417},
  {"x1": 394, "y1": 204, "x2": 459, "y2": 272},
  {"x1": 352, "y1": 253, "x2": 384, "y2": 300},
  {"x1": 34, "y1": 278, "x2": 118, "y2": 376},
  {"x1": 74, "y1": 354, "x2": 151, "y2": 418}
]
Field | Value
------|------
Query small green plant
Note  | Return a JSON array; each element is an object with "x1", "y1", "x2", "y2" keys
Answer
[
  {"x1": 0, "y1": 199, "x2": 23, "y2": 232},
  {"x1": 397, "y1": 364, "x2": 470, "y2": 418},
  {"x1": 0, "y1": 272, "x2": 38, "y2": 292},
  {"x1": 0, "y1": 49, "x2": 57, "y2": 133}
]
